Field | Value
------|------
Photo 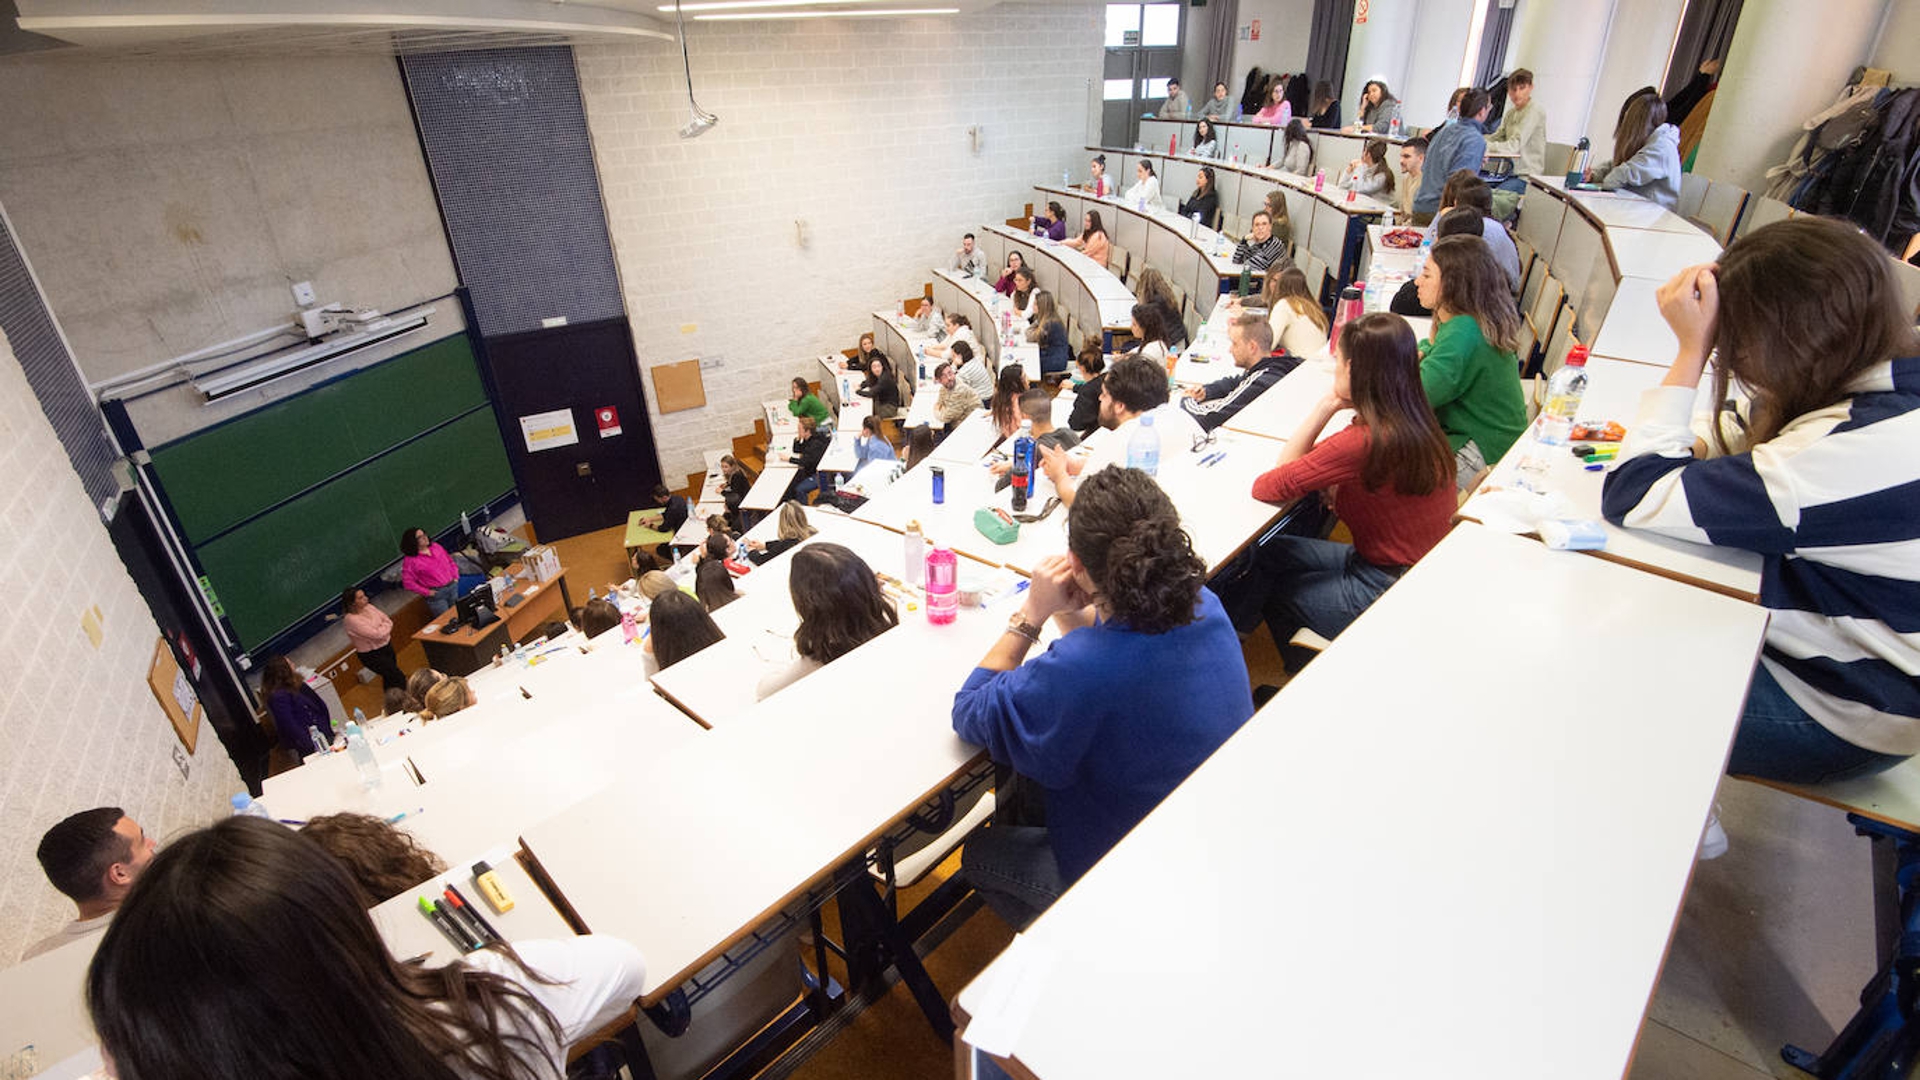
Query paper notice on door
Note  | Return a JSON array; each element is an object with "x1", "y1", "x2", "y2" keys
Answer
[{"x1": 519, "y1": 409, "x2": 579, "y2": 453}]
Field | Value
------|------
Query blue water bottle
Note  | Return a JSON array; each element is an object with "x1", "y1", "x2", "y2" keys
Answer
[
  {"x1": 1010, "y1": 420, "x2": 1035, "y2": 512},
  {"x1": 930, "y1": 464, "x2": 945, "y2": 504}
]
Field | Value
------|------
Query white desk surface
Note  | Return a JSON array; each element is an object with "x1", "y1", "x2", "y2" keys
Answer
[
  {"x1": 741, "y1": 464, "x2": 799, "y2": 512},
  {"x1": 817, "y1": 428, "x2": 864, "y2": 474},
  {"x1": 1605, "y1": 228, "x2": 1722, "y2": 282},
  {"x1": 0, "y1": 924, "x2": 101, "y2": 1070},
  {"x1": 1217, "y1": 355, "x2": 1350, "y2": 442},
  {"x1": 369, "y1": 853, "x2": 578, "y2": 966},
  {"x1": 649, "y1": 515, "x2": 1004, "y2": 728},
  {"x1": 1069, "y1": 423, "x2": 1287, "y2": 572},
  {"x1": 1589, "y1": 275, "x2": 1681, "y2": 368},
  {"x1": 1036, "y1": 183, "x2": 1243, "y2": 276},
  {"x1": 956, "y1": 523, "x2": 1770, "y2": 1080},
  {"x1": 1554, "y1": 185, "x2": 1702, "y2": 235},
  {"x1": 853, "y1": 452, "x2": 1067, "y2": 573},
  {"x1": 929, "y1": 410, "x2": 1004, "y2": 465},
  {"x1": 1459, "y1": 356, "x2": 1762, "y2": 599},
  {"x1": 982, "y1": 224, "x2": 1135, "y2": 329},
  {"x1": 522, "y1": 607, "x2": 1002, "y2": 1004}
]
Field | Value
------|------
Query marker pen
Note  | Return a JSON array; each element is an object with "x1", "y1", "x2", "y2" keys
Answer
[
  {"x1": 418, "y1": 896, "x2": 471, "y2": 953},
  {"x1": 433, "y1": 898, "x2": 483, "y2": 951},
  {"x1": 445, "y1": 886, "x2": 502, "y2": 945}
]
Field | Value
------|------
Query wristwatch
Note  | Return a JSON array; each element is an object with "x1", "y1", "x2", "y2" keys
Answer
[{"x1": 1006, "y1": 613, "x2": 1043, "y2": 644}]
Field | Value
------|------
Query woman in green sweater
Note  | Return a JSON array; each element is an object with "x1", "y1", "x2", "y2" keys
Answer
[
  {"x1": 1411, "y1": 235, "x2": 1527, "y2": 488},
  {"x1": 787, "y1": 376, "x2": 831, "y2": 431}
]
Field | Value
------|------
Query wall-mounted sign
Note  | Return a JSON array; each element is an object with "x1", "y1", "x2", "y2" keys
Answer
[
  {"x1": 1250, "y1": 18, "x2": 1261, "y2": 39},
  {"x1": 596, "y1": 406, "x2": 622, "y2": 438},
  {"x1": 1356, "y1": 0, "x2": 1370, "y2": 24},
  {"x1": 519, "y1": 408, "x2": 579, "y2": 453}
]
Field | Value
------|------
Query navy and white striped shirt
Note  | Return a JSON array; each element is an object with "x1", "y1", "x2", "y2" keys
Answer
[{"x1": 1601, "y1": 358, "x2": 1920, "y2": 755}]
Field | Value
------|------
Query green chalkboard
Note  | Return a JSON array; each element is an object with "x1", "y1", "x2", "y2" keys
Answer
[
  {"x1": 150, "y1": 335, "x2": 491, "y2": 546},
  {"x1": 150, "y1": 335, "x2": 515, "y2": 652}
]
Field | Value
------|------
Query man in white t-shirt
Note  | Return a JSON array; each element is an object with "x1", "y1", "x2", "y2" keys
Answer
[
  {"x1": 23, "y1": 806, "x2": 157, "y2": 960},
  {"x1": 1039, "y1": 354, "x2": 1204, "y2": 505}
]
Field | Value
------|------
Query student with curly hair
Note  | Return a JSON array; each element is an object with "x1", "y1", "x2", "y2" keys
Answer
[
  {"x1": 300, "y1": 812, "x2": 447, "y2": 904},
  {"x1": 86, "y1": 817, "x2": 644, "y2": 1080},
  {"x1": 952, "y1": 468, "x2": 1253, "y2": 926}
]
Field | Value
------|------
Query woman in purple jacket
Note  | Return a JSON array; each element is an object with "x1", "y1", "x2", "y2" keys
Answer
[{"x1": 1031, "y1": 200, "x2": 1068, "y2": 242}]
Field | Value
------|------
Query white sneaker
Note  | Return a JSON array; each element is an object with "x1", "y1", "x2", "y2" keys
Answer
[{"x1": 1698, "y1": 806, "x2": 1729, "y2": 861}]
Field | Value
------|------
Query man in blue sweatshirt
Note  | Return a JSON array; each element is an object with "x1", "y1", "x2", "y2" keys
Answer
[{"x1": 1413, "y1": 88, "x2": 1491, "y2": 223}]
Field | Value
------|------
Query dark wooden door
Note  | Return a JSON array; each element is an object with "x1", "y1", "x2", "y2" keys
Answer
[{"x1": 478, "y1": 318, "x2": 661, "y2": 542}]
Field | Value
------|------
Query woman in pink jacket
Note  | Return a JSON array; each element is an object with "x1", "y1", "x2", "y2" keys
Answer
[
  {"x1": 398, "y1": 527, "x2": 461, "y2": 615},
  {"x1": 339, "y1": 586, "x2": 406, "y2": 690}
]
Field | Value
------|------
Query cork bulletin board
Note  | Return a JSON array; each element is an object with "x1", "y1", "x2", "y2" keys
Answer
[
  {"x1": 146, "y1": 637, "x2": 201, "y2": 753},
  {"x1": 651, "y1": 359, "x2": 707, "y2": 414}
]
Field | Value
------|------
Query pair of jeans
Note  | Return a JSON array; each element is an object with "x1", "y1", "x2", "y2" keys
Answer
[
  {"x1": 962, "y1": 825, "x2": 1064, "y2": 931},
  {"x1": 1727, "y1": 663, "x2": 1907, "y2": 784},
  {"x1": 426, "y1": 580, "x2": 458, "y2": 616},
  {"x1": 1259, "y1": 536, "x2": 1404, "y2": 648}
]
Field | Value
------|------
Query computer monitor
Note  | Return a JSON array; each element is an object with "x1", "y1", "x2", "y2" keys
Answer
[{"x1": 453, "y1": 583, "x2": 495, "y2": 629}]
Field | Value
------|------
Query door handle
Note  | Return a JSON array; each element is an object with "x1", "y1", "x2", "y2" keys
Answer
[{"x1": 576, "y1": 462, "x2": 592, "y2": 477}]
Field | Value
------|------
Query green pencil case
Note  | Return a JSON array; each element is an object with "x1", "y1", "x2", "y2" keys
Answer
[{"x1": 972, "y1": 506, "x2": 1020, "y2": 545}]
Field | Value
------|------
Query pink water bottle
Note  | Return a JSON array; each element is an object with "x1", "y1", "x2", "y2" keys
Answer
[
  {"x1": 1330, "y1": 284, "x2": 1363, "y2": 345},
  {"x1": 1314, "y1": 169, "x2": 1325, "y2": 192},
  {"x1": 925, "y1": 543, "x2": 958, "y2": 625},
  {"x1": 621, "y1": 607, "x2": 638, "y2": 644}
]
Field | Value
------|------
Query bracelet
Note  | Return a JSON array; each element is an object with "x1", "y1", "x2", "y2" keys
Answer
[{"x1": 1005, "y1": 614, "x2": 1043, "y2": 644}]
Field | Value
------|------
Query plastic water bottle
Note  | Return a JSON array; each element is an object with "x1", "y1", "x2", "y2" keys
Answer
[
  {"x1": 1314, "y1": 169, "x2": 1325, "y2": 192},
  {"x1": 1010, "y1": 420, "x2": 1035, "y2": 512},
  {"x1": 622, "y1": 606, "x2": 639, "y2": 643},
  {"x1": 1062, "y1": 168, "x2": 1070, "y2": 187},
  {"x1": 1127, "y1": 413, "x2": 1161, "y2": 476},
  {"x1": 308, "y1": 725, "x2": 330, "y2": 756},
  {"x1": 903, "y1": 520, "x2": 925, "y2": 587},
  {"x1": 1417, "y1": 231, "x2": 1435, "y2": 272},
  {"x1": 925, "y1": 542, "x2": 958, "y2": 626},
  {"x1": 344, "y1": 722, "x2": 382, "y2": 791},
  {"x1": 1389, "y1": 116, "x2": 1403, "y2": 138},
  {"x1": 352, "y1": 706, "x2": 367, "y2": 727},
  {"x1": 587, "y1": 585, "x2": 598, "y2": 601},
  {"x1": 1330, "y1": 285, "x2": 1364, "y2": 347},
  {"x1": 230, "y1": 793, "x2": 271, "y2": 819},
  {"x1": 1537, "y1": 346, "x2": 1591, "y2": 446}
]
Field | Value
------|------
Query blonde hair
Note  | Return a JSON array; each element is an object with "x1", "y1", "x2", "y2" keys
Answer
[
  {"x1": 776, "y1": 501, "x2": 818, "y2": 541},
  {"x1": 419, "y1": 676, "x2": 472, "y2": 721},
  {"x1": 637, "y1": 571, "x2": 677, "y2": 600}
]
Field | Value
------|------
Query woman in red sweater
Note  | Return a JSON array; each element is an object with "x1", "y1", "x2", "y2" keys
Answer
[{"x1": 1246, "y1": 313, "x2": 1456, "y2": 662}]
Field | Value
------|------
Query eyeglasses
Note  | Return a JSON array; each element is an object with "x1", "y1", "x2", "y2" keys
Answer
[{"x1": 1190, "y1": 429, "x2": 1218, "y2": 454}]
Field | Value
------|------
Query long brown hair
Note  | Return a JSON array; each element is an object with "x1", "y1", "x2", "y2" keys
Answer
[
  {"x1": 259, "y1": 654, "x2": 302, "y2": 700},
  {"x1": 1263, "y1": 267, "x2": 1329, "y2": 332},
  {"x1": 88, "y1": 817, "x2": 567, "y2": 1080},
  {"x1": 1428, "y1": 235, "x2": 1521, "y2": 353},
  {"x1": 1262, "y1": 190, "x2": 1293, "y2": 244},
  {"x1": 1341, "y1": 314, "x2": 1453, "y2": 496},
  {"x1": 1612, "y1": 94, "x2": 1667, "y2": 169},
  {"x1": 1361, "y1": 138, "x2": 1396, "y2": 193},
  {"x1": 790, "y1": 543, "x2": 897, "y2": 663},
  {"x1": 1708, "y1": 217, "x2": 1920, "y2": 450},
  {"x1": 1081, "y1": 209, "x2": 1106, "y2": 242}
]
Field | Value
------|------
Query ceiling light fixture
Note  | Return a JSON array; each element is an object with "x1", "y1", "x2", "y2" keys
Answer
[
  {"x1": 673, "y1": 0, "x2": 718, "y2": 139},
  {"x1": 693, "y1": 7, "x2": 957, "y2": 18},
  {"x1": 659, "y1": 0, "x2": 892, "y2": 12}
]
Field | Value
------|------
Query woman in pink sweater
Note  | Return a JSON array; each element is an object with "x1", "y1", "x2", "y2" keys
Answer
[
  {"x1": 339, "y1": 587, "x2": 405, "y2": 690},
  {"x1": 399, "y1": 527, "x2": 461, "y2": 615}
]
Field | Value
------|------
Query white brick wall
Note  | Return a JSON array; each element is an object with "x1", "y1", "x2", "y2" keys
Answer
[
  {"x1": 0, "y1": 329, "x2": 241, "y2": 967},
  {"x1": 575, "y1": 3, "x2": 1104, "y2": 485}
]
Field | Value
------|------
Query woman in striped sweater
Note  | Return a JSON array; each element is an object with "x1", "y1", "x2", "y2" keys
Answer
[{"x1": 1602, "y1": 217, "x2": 1920, "y2": 784}]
